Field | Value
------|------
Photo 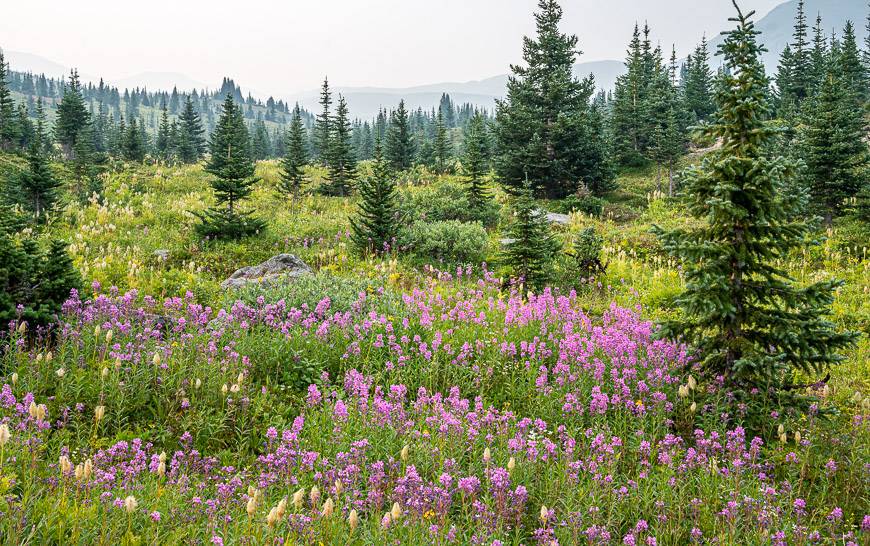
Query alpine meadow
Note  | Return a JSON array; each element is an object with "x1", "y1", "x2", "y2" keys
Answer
[{"x1": 2, "y1": 0, "x2": 870, "y2": 544}]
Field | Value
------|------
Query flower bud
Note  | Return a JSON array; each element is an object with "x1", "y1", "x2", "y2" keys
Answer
[
  {"x1": 10, "y1": 372, "x2": 17, "y2": 385},
  {"x1": 105, "y1": 329, "x2": 113, "y2": 343},
  {"x1": 276, "y1": 497, "x2": 288, "y2": 519},
  {"x1": 334, "y1": 479, "x2": 343, "y2": 495},
  {"x1": 400, "y1": 444, "x2": 409, "y2": 462},
  {"x1": 348, "y1": 509, "x2": 359, "y2": 531},
  {"x1": 246, "y1": 496, "x2": 257, "y2": 516},
  {"x1": 321, "y1": 497, "x2": 334, "y2": 517},
  {"x1": 94, "y1": 405, "x2": 106, "y2": 423},
  {"x1": 310, "y1": 485, "x2": 320, "y2": 505},
  {"x1": 59, "y1": 455, "x2": 72, "y2": 475},
  {"x1": 794, "y1": 431, "x2": 801, "y2": 444},
  {"x1": 101, "y1": 367, "x2": 109, "y2": 379},
  {"x1": 266, "y1": 506, "x2": 279, "y2": 527},
  {"x1": 687, "y1": 375, "x2": 697, "y2": 390},
  {"x1": 381, "y1": 512, "x2": 392, "y2": 529},
  {"x1": 292, "y1": 488, "x2": 305, "y2": 509},
  {"x1": 540, "y1": 504, "x2": 549, "y2": 522},
  {"x1": 483, "y1": 447, "x2": 491, "y2": 463},
  {"x1": 507, "y1": 457, "x2": 516, "y2": 472},
  {"x1": 124, "y1": 495, "x2": 138, "y2": 514},
  {"x1": 56, "y1": 368, "x2": 66, "y2": 378},
  {"x1": 0, "y1": 424, "x2": 10, "y2": 447},
  {"x1": 390, "y1": 502, "x2": 401, "y2": 521}
]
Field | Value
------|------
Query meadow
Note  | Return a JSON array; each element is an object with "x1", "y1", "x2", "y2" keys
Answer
[{"x1": 0, "y1": 158, "x2": 868, "y2": 545}]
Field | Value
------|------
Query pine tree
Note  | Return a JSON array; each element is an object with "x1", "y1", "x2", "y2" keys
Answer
[
  {"x1": 835, "y1": 21, "x2": 869, "y2": 104},
  {"x1": 809, "y1": 15, "x2": 828, "y2": 95},
  {"x1": 314, "y1": 77, "x2": 332, "y2": 164},
  {"x1": 177, "y1": 95, "x2": 206, "y2": 163},
  {"x1": 682, "y1": 37, "x2": 716, "y2": 122},
  {"x1": 155, "y1": 103, "x2": 173, "y2": 161},
  {"x1": 196, "y1": 95, "x2": 265, "y2": 239},
  {"x1": 800, "y1": 69, "x2": 869, "y2": 225},
  {"x1": 385, "y1": 100, "x2": 414, "y2": 171},
  {"x1": 122, "y1": 117, "x2": 145, "y2": 162},
  {"x1": 462, "y1": 113, "x2": 491, "y2": 210},
  {"x1": 433, "y1": 108, "x2": 451, "y2": 173},
  {"x1": 323, "y1": 95, "x2": 356, "y2": 196},
  {"x1": 0, "y1": 50, "x2": 20, "y2": 151},
  {"x1": 653, "y1": 2, "x2": 857, "y2": 409},
  {"x1": 278, "y1": 104, "x2": 308, "y2": 202},
  {"x1": 54, "y1": 70, "x2": 91, "y2": 159},
  {"x1": 649, "y1": 59, "x2": 686, "y2": 196},
  {"x1": 503, "y1": 178, "x2": 561, "y2": 290},
  {"x1": 495, "y1": 0, "x2": 611, "y2": 196},
  {"x1": 18, "y1": 135, "x2": 61, "y2": 220},
  {"x1": 351, "y1": 141, "x2": 399, "y2": 255}
]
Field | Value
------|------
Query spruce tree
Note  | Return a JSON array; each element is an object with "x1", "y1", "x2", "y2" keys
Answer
[
  {"x1": 433, "y1": 108, "x2": 451, "y2": 173},
  {"x1": 503, "y1": 178, "x2": 561, "y2": 291},
  {"x1": 682, "y1": 37, "x2": 716, "y2": 122},
  {"x1": 177, "y1": 95, "x2": 206, "y2": 163},
  {"x1": 122, "y1": 117, "x2": 145, "y2": 162},
  {"x1": 278, "y1": 104, "x2": 308, "y2": 202},
  {"x1": 0, "y1": 50, "x2": 20, "y2": 151},
  {"x1": 155, "y1": 103, "x2": 173, "y2": 161},
  {"x1": 323, "y1": 95, "x2": 356, "y2": 196},
  {"x1": 654, "y1": 2, "x2": 857, "y2": 409},
  {"x1": 18, "y1": 136, "x2": 61, "y2": 220},
  {"x1": 351, "y1": 141, "x2": 399, "y2": 255},
  {"x1": 385, "y1": 100, "x2": 414, "y2": 171},
  {"x1": 462, "y1": 113, "x2": 491, "y2": 210},
  {"x1": 495, "y1": 0, "x2": 611, "y2": 196},
  {"x1": 196, "y1": 95, "x2": 264, "y2": 239},
  {"x1": 54, "y1": 70, "x2": 91, "y2": 159},
  {"x1": 314, "y1": 77, "x2": 332, "y2": 164},
  {"x1": 800, "y1": 69, "x2": 869, "y2": 225},
  {"x1": 835, "y1": 21, "x2": 869, "y2": 104}
]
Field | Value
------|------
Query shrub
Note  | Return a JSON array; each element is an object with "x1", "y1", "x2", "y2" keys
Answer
[
  {"x1": 400, "y1": 179, "x2": 499, "y2": 227},
  {"x1": 401, "y1": 220, "x2": 489, "y2": 265},
  {"x1": 552, "y1": 194, "x2": 605, "y2": 216},
  {"x1": 570, "y1": 227, "x2": 606, "y2": 277}
]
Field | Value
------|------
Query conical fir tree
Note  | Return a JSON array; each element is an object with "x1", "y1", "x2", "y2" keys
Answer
[
  {"x1": 0, "y1": 50, "x2": 20, "y2": 151},
  {"x1": 314, "y1": 78, "x2": 332, "y2": 164},
  {"x1": 495, "y1": 0, "x2": 611, "y2": 197},
  {"x1": 433, "y1": 108, "x2": 451, "y2": 174},
  {"x1": 196, "y1": 95, "x2": 265, "y2": 239},
  {"x1": 177, "y1": 95, "x2": 206, "y2": 163},
  {"x1": 385, "y1": 100, "x2": 414, "y2": 171},
  {"x1": 800, "y1": 69, "x2": 869, "y2": 225},
  {"x1": 351, "y1": 141, "x2": 399, "y2": 255},
  {"x1": 278, "y1": 104, "x2": 309, "y2": 202},
  {"x1": 654, "y1": 2, "x2": 857, "y2": 411},
  {"x1": 54, "y1": 69, "x2": 91, "y2": 159},
  {"x1": 503, "y1": 178, "x2": 561, "y2": 291},
  {"x1": 18, "y1": 135, "x2": 61, "y2": 221},
  {"x1": 323, "y1": 95, "x2": 356, "y2": 196},
  {"x1": 462, "y1": 112, "x2": 491, "y2": 210}
]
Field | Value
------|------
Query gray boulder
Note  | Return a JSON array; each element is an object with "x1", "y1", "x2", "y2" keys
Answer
[
  {"x1": 221, "y1": 254, "x2": 312, "y2": 289},
  {"x1": 545, "y1": 212, "x2": 571, "y2": 225}
]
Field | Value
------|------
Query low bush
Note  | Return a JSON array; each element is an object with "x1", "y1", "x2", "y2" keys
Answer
[{"x1": 401, "y1": 220, "x2": 489, "y2": 265}]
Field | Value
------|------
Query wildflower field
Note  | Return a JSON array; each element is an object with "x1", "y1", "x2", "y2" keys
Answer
[{"x1": 0, "y1": 160, "x2": 867, "y2": 546}]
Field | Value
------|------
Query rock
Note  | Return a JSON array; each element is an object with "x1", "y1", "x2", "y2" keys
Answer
[
  {"x1": 500, "y1": 238, "x2": 517, "y2": 246},
  {"x1": 153, "y1": 249, "x2": 170, "y2": 260},
  {"x1": 221, "y1": 254, "x2": 312, "y2": 289},
  {"x1": 545, "y1": 212, "x2": 571, "y2": 225}
]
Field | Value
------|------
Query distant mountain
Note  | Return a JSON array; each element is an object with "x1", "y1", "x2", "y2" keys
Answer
[
  {"x1": 293, "y1": 60, "x2": 625, "y2": 120},
  {"x1": 709, "y1": 0, "x2": 868, "y2": 71},
  {"x1": 5, "y1": 50, "x2": 74, "y2": 79},
  {"x1": 113, "y1": 72, "x2": 209, "y2": 93}
]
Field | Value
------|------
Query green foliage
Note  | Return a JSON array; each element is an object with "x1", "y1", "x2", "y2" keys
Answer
[
  {"x1": 0, "y1": 51, "x2": 19, "y2": 151},
  {"x1": 196, "y1": 95, "x2": 264, "y2": 239},
  {"x1": 433, "y1": 108, "x2": 451, "y2": 174},
  {"x1": 402, "y1": 220, "x2": 489, "y2": 265},
  {"x1": 799, "y1": 68, "x2": 869, "y2": 225},
  {"x1": 494, "y1": 0, "x2": 611, "y2": 198},
  {"x1": 502, "y1": 179, "x2": 560, "y2": 290},
  {"x1": 553, "y1": 193, "x2": 604, "y2": 216},
  {"x1": 682, "y1": 37, "x2": 716, "y2": 122},
  {"x1": 313, "y1": 78, "x2": 332, "y2": 163},
  {"x1": 399, "y1": 178, "x2": 500, "y2": 227},
  {"x1": 653, "y1": 3, "x2": 858, "y2": 409},
  {"x1": 176, "y1": 96, "x2": 206, "y2": 164},
  {"x1": 351, "y1": 145, "x2": 400, "y2": 254},
  {"x1": 0, "y1": 216, "x2": 81, "y2": 330}
]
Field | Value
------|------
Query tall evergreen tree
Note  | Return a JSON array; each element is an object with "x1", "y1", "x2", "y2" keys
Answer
[
  {"x1": 800, "y1": 69, "x2": 869, "y2": 225},
  {"x1": 682, "y1": 36, "x2": 716, "y2": 122},
  {"x1": 155, "y1": 103, "x2": 173, "y2": 161},
  {"x1": 278, "y1": 105, "x2": 309, "y2": 202},
  {"x1": 177, "y1": 95, "x2": 206, "y2": 164},
  {"x1": 314, "y1": 78, "x2": 332, "y2": 164},
  {"x1": 835, "y1": 21, "x2": 869, "y2": 104},
  {"x1": 54, "y1": 70, "x2": 91, "y2": 159},
  {"x1": 654, "y1": 2, "x2": 857, "y2": 410},
  {"x1": 495, "y1": 0, "x2": 611, "y2": 196},
  {"x1": 196, "y1": 95, "x2": 264, "y2": 239},
  {"x1": 323, "y1": 95, "x2": 356, "y2": 196},
  {"x1": 462, "y1": 113, "x2": 491, "y2": 210},
  {"x1": 503, "y1": 178, "x2": 561, "y2": 290},
  {"x1": 122, "y1": 117, "x2": 145, "y2": 162},
  {"x1": 433, "y1": 108, "x2": 451, "y2": 173},
  {"x1": 385, "y1": 100, "x2": 414, "y2": 171},
  {"x1": 18, "y1": 135, "x2": 61, "y2": 220},
  {"x1": 809, "y1": 14, "x2": 828, "y2": 95},
  {"x1": 0, "y1": 50, "x2": 19, "y2": 151},
  {"x1": 351, "y1": 141, "x2": 399, "y2": 255}
]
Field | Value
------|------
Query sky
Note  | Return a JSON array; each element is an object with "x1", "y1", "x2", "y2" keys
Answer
[{"x1": 1, "y1": 0, "x2": 785, "y2": 95}]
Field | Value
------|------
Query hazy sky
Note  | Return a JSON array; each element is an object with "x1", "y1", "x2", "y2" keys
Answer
[{"x1": 2, "y1": 0, "x2": 784, "y2": 94}]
